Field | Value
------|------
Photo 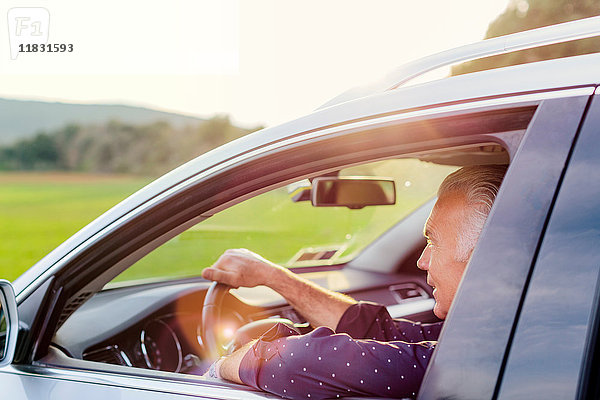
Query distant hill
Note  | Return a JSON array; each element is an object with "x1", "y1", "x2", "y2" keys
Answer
[{"x1": 0, "y1": 98, "x2": 205, "y2": 144}]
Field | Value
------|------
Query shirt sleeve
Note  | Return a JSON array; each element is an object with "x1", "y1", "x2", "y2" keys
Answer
[
  {"x1": 336, "y1": 301, "x2": 443, "y2": 342},
  {"x1": 239, "y1": 323, "x2": 437, "y2": 400}
]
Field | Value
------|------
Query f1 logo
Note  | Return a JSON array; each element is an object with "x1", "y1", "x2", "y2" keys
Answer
[{"x1": 7, "y1": 8, "x2": 50, "y2": 60}]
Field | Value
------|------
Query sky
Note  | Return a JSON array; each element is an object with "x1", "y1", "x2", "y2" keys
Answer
[{"x1": 0, "y1": 0, "x2": 510, "y2": 128}]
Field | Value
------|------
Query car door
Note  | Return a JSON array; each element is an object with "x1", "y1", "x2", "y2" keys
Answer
[
  {"x1": 1, "y1": 371, "x2": 269, "y2": 400},
  {"x1": 494, "y1": 92, "x2": 600, "y2": 399},
  {"x1": 419, "y1": 91, "x2": 594, "y2": 399}
]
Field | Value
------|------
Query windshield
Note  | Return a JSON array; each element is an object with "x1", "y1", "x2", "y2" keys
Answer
[{"x1": 113, "y1": 159, "x2": 456, "y2": 283}]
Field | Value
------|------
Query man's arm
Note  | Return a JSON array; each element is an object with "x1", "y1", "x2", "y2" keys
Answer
[
  {"x1": 336, "y1": 301, "x2": 444, "y2": 341},
  {"x1": 218, "y1": 340, "x2": 255, "y2": 384},
  {"x1": 216, "y1": 326, "x2": 431, "y2": 399},
  {"x1": 201, "y1": 249, "x2": 356, "y2": 329}
]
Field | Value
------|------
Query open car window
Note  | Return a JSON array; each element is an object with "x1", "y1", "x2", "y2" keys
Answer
[
  {"x1": 55, "y1": 154, "x2": 463, "y2": 379},
  {"x1": 111, "y1": 159, "x2": 457, "y2": 284}
]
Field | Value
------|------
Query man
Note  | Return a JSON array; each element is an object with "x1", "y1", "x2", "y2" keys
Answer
[{"x1": 202, "y1": 164, "x2": 507, "y2": 399}]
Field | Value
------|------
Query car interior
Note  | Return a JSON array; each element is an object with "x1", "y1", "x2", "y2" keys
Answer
[{"x1": 38, "y1": 139, "x2": 511, "y2": 386}]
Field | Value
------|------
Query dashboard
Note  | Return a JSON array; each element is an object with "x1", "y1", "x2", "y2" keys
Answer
[{"x1": 52, "y1": 268, "x2": 436, "y2": 375}]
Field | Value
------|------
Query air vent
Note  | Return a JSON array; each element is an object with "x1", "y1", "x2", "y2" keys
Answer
[
  {"x1": 289, "y1": 246, "x2": 345, "y2": 265},
  {"x1": 389, "y1": 283, "x2": 428, "y2": 302},
  {"x1": 57, "y1": 291, "x2": 93, "y2": 327},
  {"x1": 83, "y1": 345, "x2": 126, "y2": 365}
]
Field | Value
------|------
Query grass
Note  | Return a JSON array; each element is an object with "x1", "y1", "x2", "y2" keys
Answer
[
  {"x1": 117, "y1": 159, "x2": 456, "y2": 282},
  {"x1": 0, "y1": 161, "x2": 456, "y2": 284},
  {"x1": 0, "y1": 173, "x2": 150, "y2": 281},
  {"x1": 117, "y1": 193, "x2": 389, "y2": 282}
]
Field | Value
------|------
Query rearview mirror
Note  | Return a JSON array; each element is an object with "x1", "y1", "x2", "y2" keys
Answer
[
  {"x1": 0, "y1": 280, "x2": 18, "y2": 367},
  {"x1": 311, "y1": 177, "x2": 396, "y2": 209}
]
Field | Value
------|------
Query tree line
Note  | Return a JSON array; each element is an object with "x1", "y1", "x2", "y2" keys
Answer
[
  {"x1": 452, "y1": 0, "x2": 600, "y2": 76},
  {"x1": 0, "y1": 116, "x2": 261, "y2": 176}
]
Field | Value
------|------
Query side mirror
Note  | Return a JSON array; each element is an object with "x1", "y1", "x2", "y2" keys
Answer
[
  {"x1": 0, "y1": 279, "x2": 18, "y2": 367},
  {"x1": 311, "y1": 177, "x2": 396, "y2": 209}
]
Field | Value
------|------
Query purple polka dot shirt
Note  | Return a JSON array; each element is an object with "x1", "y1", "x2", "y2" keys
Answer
[{"x1": 239, "y1": 302, "x2": 443, "y2": 399}]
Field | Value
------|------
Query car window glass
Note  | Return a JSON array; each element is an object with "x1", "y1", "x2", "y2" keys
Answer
[
  {"x1": 495, "y1": 96, "x2": 600, "y2": 400},
  {"x1": 112, "y1": 158, "x2": 456, "y2": 283}
]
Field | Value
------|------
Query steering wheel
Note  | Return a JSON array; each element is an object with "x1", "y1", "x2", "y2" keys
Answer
[
  {"x1": 201, "y1": 281, "x2": 231, "y2": 361},
  {"x1": 201, "y1": 281, "x2": 302, "y2": 362}
]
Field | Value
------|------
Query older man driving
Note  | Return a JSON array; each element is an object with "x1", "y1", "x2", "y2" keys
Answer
[{"x1": 202, "y1": 164, "x2": 507, "y2": 399}]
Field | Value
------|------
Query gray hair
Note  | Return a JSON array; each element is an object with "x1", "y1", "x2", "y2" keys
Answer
[{"x1": 438, "y1": 164, "x2": 508, "y2": 262}]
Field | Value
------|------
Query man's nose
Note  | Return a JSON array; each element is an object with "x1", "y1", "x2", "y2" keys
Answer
[{"x1": 417, "y1": 245, "x2": 431, "y2": 270}]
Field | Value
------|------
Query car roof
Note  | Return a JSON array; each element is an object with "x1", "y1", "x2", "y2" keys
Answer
[
  {"x1": 13, "y1": 35, "x2": 600, "y2": 298},
  {"x1": 320, "y1": 15, "x2": 600, "y2": 108}
]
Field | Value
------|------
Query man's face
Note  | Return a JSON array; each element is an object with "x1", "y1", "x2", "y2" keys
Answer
[{"x1": 417, "y1": 191, "x2": 471, "y2": 319}]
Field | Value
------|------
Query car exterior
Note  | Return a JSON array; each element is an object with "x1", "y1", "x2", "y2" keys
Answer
[{"x1": 2, "y1": 17, "x2": 600, "y2": 400}]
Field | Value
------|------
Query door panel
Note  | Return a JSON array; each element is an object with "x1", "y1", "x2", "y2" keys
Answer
[
  {"x1": 419, "y1": 95, "x2": 591, "y2": 400},
  {"x1": 0, "y1": 365, "x2": 270, "y2": 400},
  {"x1": 497, "y1": 94, "x2": 600, "y2": 399},
  {"x1": 1, "y1": 373, "x2": 207, "y2": 400}
]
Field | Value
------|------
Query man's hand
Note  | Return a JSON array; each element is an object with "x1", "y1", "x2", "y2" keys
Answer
[
  {"x1": 201, "y1": 248, "x2": 284, "y2": 288},
  {"x1": 202, "y1": 248, "x2": 356, "y2": 329}
]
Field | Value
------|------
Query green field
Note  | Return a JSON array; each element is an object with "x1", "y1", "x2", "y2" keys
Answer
[
  {"x1": 1, "y1": 161, "x2": 455, "y2": 284},
  {"x1": 0, "y1": 173, "x2": 151, "y2": 281}
]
